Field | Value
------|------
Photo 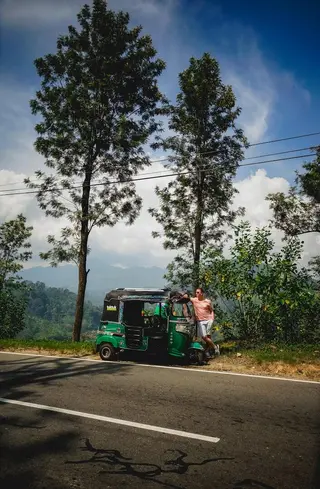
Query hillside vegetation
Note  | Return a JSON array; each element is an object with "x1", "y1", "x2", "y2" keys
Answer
[{"x1": 18, "y1": 282, "x2": 101, "y2": 341}]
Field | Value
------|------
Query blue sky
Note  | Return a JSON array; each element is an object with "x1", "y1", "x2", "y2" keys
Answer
[{"x1": 0, "y1": 0, "x2": 319, "y2": 268}]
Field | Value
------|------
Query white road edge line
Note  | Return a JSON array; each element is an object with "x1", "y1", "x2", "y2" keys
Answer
[
  {"x1": 1, "y1": 350, "x2": 319, "y2": 384},
  {"x1": 0, "y1": 397, "x2": 220, "y2": 444}
]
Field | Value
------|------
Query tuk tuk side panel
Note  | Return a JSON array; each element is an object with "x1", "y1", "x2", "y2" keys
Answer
[
  {"x1": 96, "y1": 321, "x2": 149, "y2": 352},
  {"x1": 96, "y1": 332, "x2": 122, "y2": 350},
  {"x1": 167, "y1": 319, "x2": 189, "y2": 358}
]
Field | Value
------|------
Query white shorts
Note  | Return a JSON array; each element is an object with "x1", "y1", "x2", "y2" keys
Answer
[{"x1": 197, "y1": 319, "x2": 213, "y2": 338}]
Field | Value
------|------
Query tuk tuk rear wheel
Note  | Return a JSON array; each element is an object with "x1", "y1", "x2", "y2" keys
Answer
[
  {"x1": 196, "y1": 350, "x2": 205, "y2": 365},
  {"x1": 187, "y1": 349, "x2": 205, "y2": 365},
  {"x1": 99, "y1": 343, "x2": 116, "y2": 361}
]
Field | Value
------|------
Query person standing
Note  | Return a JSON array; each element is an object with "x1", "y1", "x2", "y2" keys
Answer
[{"x1": 183, "y1": 288, "x2": 220, "y2": 360}]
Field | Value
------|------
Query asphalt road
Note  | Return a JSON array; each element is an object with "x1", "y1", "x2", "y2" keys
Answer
[{"x1": 0, "y1": 352, "x2": 319, "y2": 489}]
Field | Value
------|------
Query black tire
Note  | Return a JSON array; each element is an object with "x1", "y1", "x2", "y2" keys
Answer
[
  {"x1": 196, "y1": 350, "x2": 205, "y2": 365},
  {"x1": 99, "y1": 343, "x2": 116, "y2": 361},
  {"x1": 187, "y1": 349, "x2": 205, "y2": 365}
]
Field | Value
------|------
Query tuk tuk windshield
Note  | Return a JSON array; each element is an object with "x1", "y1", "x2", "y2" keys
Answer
[
  {"x1": 172, "y1": 302, "x2": 194, "y2": 320},
  {"x1": 122, "y1": 300, "x2": 169, "y2": 328}
]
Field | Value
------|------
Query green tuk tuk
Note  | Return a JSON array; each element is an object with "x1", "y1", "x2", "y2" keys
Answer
[{"x1": 95, "y1": 288, "x2": 205, "y2": 364}]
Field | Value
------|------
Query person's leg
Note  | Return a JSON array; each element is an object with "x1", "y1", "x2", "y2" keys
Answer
[
  {"x1": 207, "y1": 320, "x2": 220, "y2": 356},
  {"x1": 203, "y1": 335, "x2": 215, "y2": 352},
  {"x1": 197, "y1": 321, "x2": 210, "y2": 360}
]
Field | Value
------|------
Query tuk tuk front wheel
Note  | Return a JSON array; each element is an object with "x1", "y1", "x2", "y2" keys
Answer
[{"x1": 99, "y1": 343, "x2": 116, "y2": 361}]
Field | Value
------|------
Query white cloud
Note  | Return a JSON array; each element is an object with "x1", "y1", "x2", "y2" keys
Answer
[
  {"x1": 227, "y1": 70, "x2": 273, "y2": 145},
  {"x1": 231, "y1": 169, "x2": 319, "y2": 267},
  {"x1": 233, "y1": 169, "x2": 290, "y2": 229},
  {"x1": 0, "y1": 170, "x2": 36, "y2": 219},
  {"x1": 221, "y1": 40, "x2": 274, "y2": 144},
  {"x1": 0, "y1": 0, "x2": 315, "y2": 270},
  {"x1": 0, "y1": 80, "x2": 44, "y2": 173},
  {"x1": 214, "y1": 25, "x2": 310, "y2": 147},
  {"x1": 1, "y1": 165, "x2": 319, "y2": 270},
  {"x1": 0, "y1": 0, "x2": 79, "y2": 26},
  {"x1": 0, "y1": 0, "x2": 177, "y2": 29},
  {"x1": 92, "y1": 160, "x2": 176, "y2": 265}
]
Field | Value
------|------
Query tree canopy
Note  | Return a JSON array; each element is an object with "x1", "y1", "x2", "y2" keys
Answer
[
  {"x1": 267, "y1": 148, "x2": 320, "y2": 280},
  {"x1": 149, "y1": 53, "x2": 247, "y2": 290},
  {"x1": 26, "y1": 0, "x2": 166, "y2": 340}
]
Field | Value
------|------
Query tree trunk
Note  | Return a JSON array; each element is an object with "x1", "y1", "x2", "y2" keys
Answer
[
  {"x1": 72, "y1": 241, "x2": 88, "y2": 342},
  {"x1": 193, "y1": 165, "x2": 204, "y2": 292},
  {"x1": 193, "y1": 220, "x2": 201, "y2": 292},
  {"x1": 72, "y1": 169, "x2": 91, "y2": 342}
]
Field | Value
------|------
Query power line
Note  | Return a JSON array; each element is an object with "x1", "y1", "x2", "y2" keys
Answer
[
  {"x1": 0, "y1": 143, "x2": 311, "y2": 196},
  {"x1": 0, "y1": 142, "x2": 318, "y2": 194},
  {"x1": 0, "y1": 152, "x2": 316, "y2": 198},
  {"x1": 248, "y1": 131, "x2": 320, "y2": 147},
  {"x1": 239, "y1": 152, "x2": 316, "y2": 168},
  {"x1": 0, "y1": 129, "x2": 319, "y2": 191},
  {"x1": 241, "y1": 146, "x2": 314, "y2": 160}
]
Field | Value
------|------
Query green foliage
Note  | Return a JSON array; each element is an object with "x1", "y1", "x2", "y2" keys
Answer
[
  {"x1": 25, "y1": 0, "x2": 166, "y2": 340},
  {"x1": 0, "y1": 215, "x2": 33, "y2": 339},
  {"x1": 267, "y1": 147, "x2": 320, "y2": 230},
  {"x1": 298, "y1": 149, "x2": 320, "y2": 203},
  {"x1": 0, "y1": 214, "x2": 33, "y2": 283},
  {"x1": 200, "y1": 221, "x2": 320, "y2": 343},
  {"x1": 18, "y1": 281, "x2": 101, "y2": 341},
  {"x1": 149, "y1": 53, "x2": 247, "y2": 289},
  {"x1": 267, "y1": 147, "x2": 320, "y2": 280},
  {"x1": 0, "y1": 287, "x2": 30, "y2": 340}
]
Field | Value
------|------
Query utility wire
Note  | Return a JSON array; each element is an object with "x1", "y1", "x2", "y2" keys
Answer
[
  {"x1": 0, "y1": 143, "x2": 318, "y2": 194},
  {"x1": 0, "y1": 152, "x2": 316, "y2": 198},
  {"x1": 248, "y1": 130, "x2": 320, "y2": 147},
  {"x1": 0, "y1": 129, "x2": 319, "y2": 191},
  {"x1": 240, "y1": 146, "x2": 315, "y2": 160}
]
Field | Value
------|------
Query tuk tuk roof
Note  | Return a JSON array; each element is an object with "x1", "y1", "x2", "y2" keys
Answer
[{"x1": 104, "y1": 288, "x2": 170, "y2": 302}]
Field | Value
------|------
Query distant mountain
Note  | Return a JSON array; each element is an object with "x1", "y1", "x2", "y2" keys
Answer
[{"x1": 21, "y1": 262, "x2": 167, "y2": 305}]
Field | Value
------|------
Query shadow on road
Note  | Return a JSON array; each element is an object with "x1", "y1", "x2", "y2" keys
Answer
[
  {"x1": 1, "y1": 355, "x2": 317, "y2": 489},
  {"x1": 310, "y1": 443, "x2": 320, "y2": 489},
  {"x1": 0, "y1": 411, "x2": 77, "y2": 489},
  {"x1": 0, "y1": 410, "x2": 294, "y2": 489},
  {"x1": 233, "y1": 480, "x2": 277, "y2": 488},
  {"x1": 66, "y1": 437, "x2": 233, "y2": 489},
  {"x1": 66, "y1": 438, "x2": 279, "y2": 489},
  {"x1": 0, "y1": 355, "x2": 132, "y2": 399}
]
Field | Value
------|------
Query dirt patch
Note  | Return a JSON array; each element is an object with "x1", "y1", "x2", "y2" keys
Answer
[{"x1": 196, "y1": 354, "x2": 320, "y2": 381}]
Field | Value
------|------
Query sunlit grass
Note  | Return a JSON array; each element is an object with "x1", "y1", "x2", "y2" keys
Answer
[
  {"x1": 0, "y1": 339, "x2": 95, "y2": 355},
  {"x1": 242, "y1": 343, "x2": 319, "y2": 364}
]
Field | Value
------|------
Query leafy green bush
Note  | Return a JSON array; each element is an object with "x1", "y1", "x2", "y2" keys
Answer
[{"x1": 200, "y1": 221, "x2": 320, "y2": 344}]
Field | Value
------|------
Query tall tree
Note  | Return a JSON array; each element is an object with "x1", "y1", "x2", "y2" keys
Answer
[
  {"x1": 26, "y1": 0, "x2": 166, "y2": 341},
  {"x1": 149, "y1": 53, "x2": 247, "y2": 290},
  {"x1": 267, "y1": 147, "x2": 320, "y2": 280},
  {"x1": 0, "y1": 215, "x2": 33, "y2": 339}
]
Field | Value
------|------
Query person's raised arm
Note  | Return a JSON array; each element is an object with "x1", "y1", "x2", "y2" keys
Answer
[{"x1": 182, "y1": 292, "x2": 195, "y2": 302}]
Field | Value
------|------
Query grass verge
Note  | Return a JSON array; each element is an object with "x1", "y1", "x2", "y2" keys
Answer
[
  {"x1": 0, "y1": 339, "x2": 319, "y2": 380},
  {"x1": 202, "y1": 342, "x2": 320, "y2": 380},
  {"x1": 0, "y1": 339, "x2": 95, "y2": 356}
]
